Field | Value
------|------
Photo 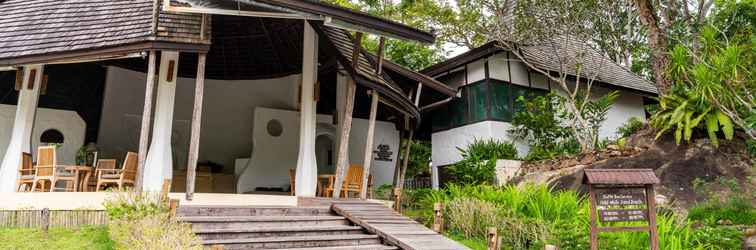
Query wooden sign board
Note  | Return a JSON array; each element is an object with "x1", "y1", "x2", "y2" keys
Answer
[
  {"x1": 584, "y1": 169, "x2": 660, "y2": 250},
  {"x1": 596, "y1": 188, "x2": 646, "y2": 206},
  {"x1": 599, "y1": 209, "x2": 647, "y2": 222}
]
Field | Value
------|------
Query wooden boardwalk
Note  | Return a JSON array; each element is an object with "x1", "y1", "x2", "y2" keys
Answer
[{"x1": 331, "y1": 201, "x2": 470, "y2": 250}]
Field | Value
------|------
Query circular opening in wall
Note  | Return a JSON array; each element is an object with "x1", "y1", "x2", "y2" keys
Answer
[
  {"x1": 267, "y1": 119, "x2": 283, "y2": 137},
  {"x1": 40, "y1": 129, "x2": 64, "y2": 144}
]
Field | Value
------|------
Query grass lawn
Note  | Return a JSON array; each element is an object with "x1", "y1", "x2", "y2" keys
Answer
[{"x1": 0, "y1": 226, "x2": 114, "y2": 250}]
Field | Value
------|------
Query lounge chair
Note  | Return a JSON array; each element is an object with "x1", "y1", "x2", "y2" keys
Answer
[
  {"x1": 31, "y1": 146, "x2": 75, "y2": 192},
  {"x1": 95, "y1": 152, "x2": 137, "y2": 191},
  {"x1": 16, "y1": 152, "x2": 33, "y2": 191}
]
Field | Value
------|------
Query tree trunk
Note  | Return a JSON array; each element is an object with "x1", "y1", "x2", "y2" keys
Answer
[{"x1": 634, "y1": 0, "x2": 671, "y2": 94}]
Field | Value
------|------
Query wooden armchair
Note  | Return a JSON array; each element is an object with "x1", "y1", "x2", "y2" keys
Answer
[
  {"x1": 325, "y1": 165, "x2": 372, "y2": 198},
  {"x1": 95, "y1": 152, "x2": 137, "y2": 191},
  {"x1": 87, "y1": 159, "x2": 116, "y2": 191},
  {"x1": 31, "y1": 146, "x2": 75, "y2": 192},
  {"x1": 289, "y1": 169, "x2": 296, "y2": 196},
  {"x1": 16, "y1": 152, "x2": 33, "y2": 191}
]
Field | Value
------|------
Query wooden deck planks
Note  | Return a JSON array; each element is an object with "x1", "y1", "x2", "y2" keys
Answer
[{"x1": 332, "y1": 202, "x2": 470, "y2": 250}]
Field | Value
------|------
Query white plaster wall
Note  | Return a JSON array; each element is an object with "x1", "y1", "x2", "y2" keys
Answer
[
  {"x1": 509, "y1": 59, "x2": 530, "y2": 86},
  {"x1": 236, "y1": 107, "x2": 400, "y2": 193},
  {"x1": 489, "y1": 53, "x2": 510, "y2": 82},
  {"x1": 431, "y1": 87, "x2": 646, "y2": 166},
  {"x1": 98, "y1": 66, "x2": 299, "y2": 171},
  {"x1": 432, "y1": 121, "x2": 528, "y2": 166},
  {"x1": 0, "y1": 105, "x2": 85, "y2": 164},
  {"x1": 466, "y1": 59, "x2": 486, "y2": 83}
]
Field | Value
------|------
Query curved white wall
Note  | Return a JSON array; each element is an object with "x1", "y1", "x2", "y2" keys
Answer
[
  {"x1": 0, "y1": 105, "x2": 86, "y2": 164},
  {"x1": 237, "y1": 107, "x2": 400, "y2": 193}
]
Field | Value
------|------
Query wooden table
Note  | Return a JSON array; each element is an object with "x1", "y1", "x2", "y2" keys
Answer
[{"x1": 63, "y1": 165, "x2": 93, "y2": 192}]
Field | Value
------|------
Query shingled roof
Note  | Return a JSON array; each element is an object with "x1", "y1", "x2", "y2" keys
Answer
[
  {"x1": 421, "y1": 41, "x2": 658, "y2": 95},
  {"x1": 0, "y1": 0, "x2": 154, "y2": 62}
]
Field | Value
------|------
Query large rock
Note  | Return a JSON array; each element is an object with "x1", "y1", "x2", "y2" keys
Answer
[{"x1": 516, "y1": 128, "x2": 755, "y2": 210}]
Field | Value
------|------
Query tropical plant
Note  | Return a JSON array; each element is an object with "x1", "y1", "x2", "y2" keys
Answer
[
  {"x1": 446, "y1": 139, "x2": 518, "y2": 185},
  {"x1": 649, "y1": 87, "x2": 734, "y2": 145},
  {"x1": 617, "y1": 117, "x2": 645, "y2": 138},
  {"x1": 654, "y1": 25, "x2": 755, "y2": 143}
]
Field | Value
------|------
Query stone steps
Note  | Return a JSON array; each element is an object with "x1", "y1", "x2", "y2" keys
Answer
[
  {"x1": 180, "y1": 215, "x2": 350, "y2": 230},
  {"x1": 177, "y1": 206, "x2": 397, "y2": 249},
  {"x1": 204, "y1": 234, "x2": 382, "y2": 249},
  {"x1": 194, "y1": 225, "x2": 365, "y2": 240},
  {"x1": 177, "y1": 205, "x2": 332, "y2": 216},
  {"x1": 276, "y1": 244, "x2": 400, "y2": 250}
]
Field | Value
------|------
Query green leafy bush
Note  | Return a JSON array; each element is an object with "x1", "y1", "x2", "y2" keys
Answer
[
  {"x1": 447, "y1": 139, "x2": 518, "y2": 185},
  {"x1": 649, "y1": 87, "x2": 734, "y2": 146},
  {"x1": 617, "y1": 117, "x2": 645, "y2": 138},
  {"x1": 103, "y1": 190, "x2": 167, "y2": 220},
  {"x1": 688, "y1": 196, "x2": 756, "y2": 225},
  {"x1": 104, "y1": 191, "x2": 202, "y2": 250},
  {"x1": 109, "y1": 215, "x2": 202, "y2": 250},
  {"x1": 510, "y1": 94, "x2": 573, "y2": 157},
  {"x1": 406, "y1": 183, "x2": 743, "y2": 250}
]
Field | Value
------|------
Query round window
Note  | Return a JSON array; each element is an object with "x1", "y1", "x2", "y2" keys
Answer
[
  {"x1": 40, "y1": 129, "x2": 64, "y2": 144},
  {"x1": 267, "y1": 119, "x2": 283, "y2": 137}
]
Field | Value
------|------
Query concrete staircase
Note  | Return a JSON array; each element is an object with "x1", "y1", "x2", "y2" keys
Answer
[{"x1": 177, "y1": 205, "x2": 399, "y2": 250}]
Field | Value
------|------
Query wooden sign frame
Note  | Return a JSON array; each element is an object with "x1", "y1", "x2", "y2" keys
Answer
[{"x1": 584, "y1": 169, "x2": 659, "y2": 250}]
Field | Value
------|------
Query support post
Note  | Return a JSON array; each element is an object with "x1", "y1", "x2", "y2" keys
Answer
[
  {"x1": 295, "y1": 21, "x2": 319, "y2": 197},
  {"x1": 143, "y1": 51, "x2": 179, "y2": 192},
  {"x1": 186, "y1": 53, "x2": 207, "y2": 200},
  {"x1": 168, "y1": 199, "x2": 180, "y2": 219},
  {"x1": 397, "y1": 129, "x2": 414, "y2": 190},
  {"x1": 41, "y1": 208, "x2": 50, "y2": 234},
  {"x1": 359, "y1": 91, "x2": 379, "y2": 199},
  {"x1": 433, "y1": 202, "x2": 444, "y2": 233},
  {"x1": 487, "y1": 227, "x2": 499, "y2": 250},
  {"x1": 392, "y1": 188, "x2": 402, "y2": 212},
  {"x1": 646, "y1": 185, "x2": 659, "y2": 250},
  {"x1": 136, "y1": 51, "x2": 157, "y2": 191},
  {"x1": 588, "y1": 185, "x2": 598, "y2": 250},
  {"x1": 333, "y1": 32, "x2": 362, "y2": 199},
  {"x1": 0, "y1": 65, "x2": 43, "y2": 192}
]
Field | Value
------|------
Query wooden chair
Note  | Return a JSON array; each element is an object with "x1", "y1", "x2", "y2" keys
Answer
[
  {"x1": 96, "y1": 152, "x2": 137, "y2": 191},
  {"x1": 31, "y1": 146, "x2": 75, "y2": 192},
  {"x1": 16, "y1": 152, "x2": 34, "y2": 191},
  {"x1": 325, "y1": 165, "x2": 372, "y2": 198},
  {"x1": 87, "y1": 159, "x2": 116, "y2": 191},
  {"x1": 289, "y1": 169, "x2": 296, "y2": 196}
]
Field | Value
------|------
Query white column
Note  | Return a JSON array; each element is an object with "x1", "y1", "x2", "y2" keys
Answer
[
  {"x1": 295, "y1": 22, "x2": 318, "y2": 197},
  {"x1": 0, "y1": 65, "x2": 43, "y2": 192},
  {"x1": 142, "y1": 51, "x2": 179, "y2": 192},
  {"x1": 431, "y1": 163, "x2": 439, "y2": 190}
]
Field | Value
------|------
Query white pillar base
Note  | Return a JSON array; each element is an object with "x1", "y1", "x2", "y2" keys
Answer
[
  {"x1": 142, "y1": 51, "x2": 179, "y2": 192},
  {"x1": 295, "y1": 22, "x2": 318, "y2": 197},
  {"x1": 0, "y1": 65, "x2": 44, "y2": 192}
]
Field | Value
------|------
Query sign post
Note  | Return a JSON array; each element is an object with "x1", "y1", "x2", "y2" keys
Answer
[{"x1": 584, "y1": 169, "x2": 660, "y2": 250}]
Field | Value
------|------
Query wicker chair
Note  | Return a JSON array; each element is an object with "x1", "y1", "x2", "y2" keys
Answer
[
  {"x1": 16, "y1": 152, "x2": 34, "y2": 191},
  {"x1": 95, "y1": 152, "x2": 137, "y2": 191},
  {"x1": 31, "y1": 146, "x2": 75, "y2": 192}
]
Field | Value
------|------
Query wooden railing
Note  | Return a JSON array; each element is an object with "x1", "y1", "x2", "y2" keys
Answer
[{"x1": 0, "y1": 209, "x2": 106, "y2": 228}]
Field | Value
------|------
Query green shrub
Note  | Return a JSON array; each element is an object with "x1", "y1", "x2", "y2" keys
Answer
[
  {"x1": 447, "y1": 139, "x2": 518, "y2": 185},
  {"x1": 103, "y1": 189, "x2": 166, "y2": 220},
  {"x1": 104, "y1": 191, "x2": 202, "y2": 250},
  {"x1": 406, "y1": 183, "x2": 744, "y2": 250},
  {"x1": 688, "y1": 195, "x2": 756, "y2": 225},
  {"x1": 109, "y1": 214, "x2": 202, "y2": 250},
  {"x1": 617, "y1": 117, "x2": 645, "y2": 138}
]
